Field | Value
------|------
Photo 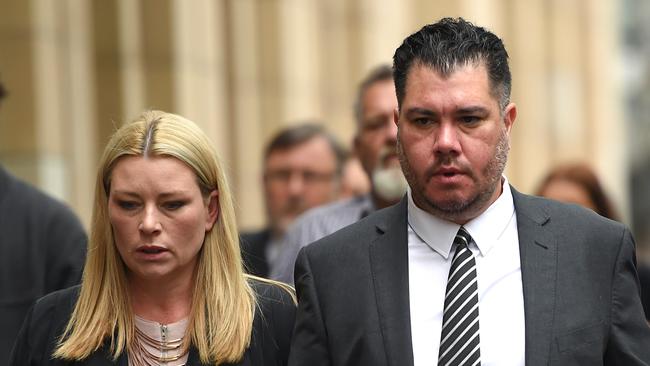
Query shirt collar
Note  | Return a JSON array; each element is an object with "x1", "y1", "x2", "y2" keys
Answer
[{"x1": 407, "y1": 176, "x2": 515, "y2": 259}]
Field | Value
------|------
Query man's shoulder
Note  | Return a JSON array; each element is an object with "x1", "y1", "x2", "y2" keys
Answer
[
  {"x1": 512, "y1": 188, "x2": 627, "y2": 249},
  {"x1": 300, "y1": 195, "x2": 371, "y2": 224},
  {"x1": 1, "y1": 167, "x2": 83, "y2": 228},
  {"x1": 287, "y1": 195, "x2": 374, "y2": 241},
  {"x1": 513, "y1": 189, "x2": 622, "y2": 228},
  {"x1": 303, "y1": 197, "x2": 405, "y2": 255}
]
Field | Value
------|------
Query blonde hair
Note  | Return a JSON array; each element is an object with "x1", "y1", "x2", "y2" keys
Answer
[{"x1": 54, "y1": 111, "x2": 257, "y2": 364}]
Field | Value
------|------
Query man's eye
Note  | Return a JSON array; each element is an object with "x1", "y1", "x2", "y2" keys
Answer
[
  {"x1": 163, "y1": 201, "x2": 185, "y2": 210},
  {"x1": 413, "y1": 118, "x2": 432, "y2": 126},
  {"x1": 460, "y1": 116, "x2": 480, "y2": 124},
  {"x1": 363, "y1": 121, "x2": 384, "y2": 131},
  {"x1": 362, "y1": 117, "x2": 390, "y2": 131},
  {"x1": 117, "y1": 200, "x2": 139, "y2": 210}
]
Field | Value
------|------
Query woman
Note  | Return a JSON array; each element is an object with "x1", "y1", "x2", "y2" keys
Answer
[
  {"x1": 10, "y1": 111, "x2": 296, "y2": 365},
  {"x1": 536, "y1": 162, "x2": 618, "y2": 220}
]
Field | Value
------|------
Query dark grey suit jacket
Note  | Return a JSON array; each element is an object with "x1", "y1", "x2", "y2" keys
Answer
[{"x1": 288, "y1": 188, "x2": 650, "y2": 366}]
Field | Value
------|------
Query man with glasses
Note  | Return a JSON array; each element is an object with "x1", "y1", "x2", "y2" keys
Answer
[
  {"x1": 271, "y1": 65, "x2": 408, "y2": 284},
  {"x1": 241, "y1": 123, "x2": 346, "y2": 278}
]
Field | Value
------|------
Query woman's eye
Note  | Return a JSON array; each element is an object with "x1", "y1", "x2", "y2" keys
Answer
[
  {"x1": 117, "y1": 200, "x2": 139, "y2": 210},
  {"x1": 163, "y1": 201, "x2": 185, "y2": 210}
]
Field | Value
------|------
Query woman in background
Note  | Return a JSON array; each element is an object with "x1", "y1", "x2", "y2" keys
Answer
[
  {"x1": 536, "y1": 162, "x2": 618, "y2": 220},
  {"x1": 10, "y1": 111, "x2": 295, "y2": 365}
]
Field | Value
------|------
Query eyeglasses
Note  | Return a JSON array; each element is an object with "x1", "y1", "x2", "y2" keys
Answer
[
  {"x1": 265, "y1": 169, "x2": 336, "y2": 185},
  {"x1": 360, "y1": 114, "x2": 393, "y2": 133}
]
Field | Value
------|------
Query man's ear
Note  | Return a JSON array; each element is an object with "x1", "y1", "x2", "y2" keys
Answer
[
  {"x1": 205, "y1": 190, "x2": 219, "y2": 231},
  {"x1": 353, "y1": 134, "x2": 361, "y2": 156},
  {"x1": 503, "y1": 102, "x2": 517, "y2": 135},
  {"x1": 393, "y1": 108, "x2": 400, "y2": 127}
]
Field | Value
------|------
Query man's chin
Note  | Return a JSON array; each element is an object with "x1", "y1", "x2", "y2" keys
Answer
[
  {"x1": 383, "y1": 155, "x2": 401, "y2": 169},
  {"x1": 418, "y1": 187, "x2": 497, "y2": 223}
]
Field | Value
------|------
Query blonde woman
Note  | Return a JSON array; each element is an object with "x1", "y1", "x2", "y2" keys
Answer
[{"x1": 10, "y1": 111, "x2": 296, "y2": 365}]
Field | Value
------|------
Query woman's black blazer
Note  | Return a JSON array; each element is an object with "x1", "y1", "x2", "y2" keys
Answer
[{"x1": 9, "y1": 280, "x2": 296, "y2": 365}]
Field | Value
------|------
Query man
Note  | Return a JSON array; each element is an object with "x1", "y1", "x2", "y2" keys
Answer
[
  {"x1": 0, "y1": 80, "x2": 87, "y2": 364},
  {"x1": 289, "y1": 18, "x2": 650, "y2": 366},
  {"x1": 271, "y1": 65, "x2": 408, "y2": 283},
  {"x1": 240, "y1": 123, "x2": 345, "y2": 277},
  {"x1": 338, "y1": 155, "x2": 370, "y2": 200}
]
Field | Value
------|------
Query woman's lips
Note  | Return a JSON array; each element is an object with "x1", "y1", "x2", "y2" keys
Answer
[{"x1": 135, "y1": 245, "x2": 169, "y2": 259}]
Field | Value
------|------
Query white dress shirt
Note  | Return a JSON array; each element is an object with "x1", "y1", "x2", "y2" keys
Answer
[{"x1": 408, "y1": 178, "x2": 525, "y2": 366}]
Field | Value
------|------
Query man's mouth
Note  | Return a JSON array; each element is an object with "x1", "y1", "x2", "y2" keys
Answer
[
  {"x1": 379, "y1": 148, "x2": 400, "y2": 168},
  {"x1": 433, "y1": 167, "x2": 464, "y2": 179}
]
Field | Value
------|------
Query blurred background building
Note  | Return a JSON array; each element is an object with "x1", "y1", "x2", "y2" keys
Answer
[{"x1": 1, "y1": 0, "x2": 646, "y2": 253}]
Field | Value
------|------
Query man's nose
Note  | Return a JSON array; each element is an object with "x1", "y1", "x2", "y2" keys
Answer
[
  {"x1": 434, "y1": 122, "x2": 461, "y2": 155},
  {"x1": 384, "y1": 116, "x2": 398, "y2": 144},
  {"x1": 287, "y1": 172, "x2": 305, "y2": 196}
]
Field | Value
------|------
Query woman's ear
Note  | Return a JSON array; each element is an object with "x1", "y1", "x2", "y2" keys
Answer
[{"x1": 205, "y1": 190, "x2": 219, "y2": 231}]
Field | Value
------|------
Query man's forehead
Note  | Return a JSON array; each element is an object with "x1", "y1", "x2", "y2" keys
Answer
[
  {"x1": 408, "y1": 58, "x2": 487, "y2": 80},
  {"x1": 266, "y1": 136, "x2": 334, "y2": 162},
  {"x1": 361, "y1": 81, "x2": 397, "y2": 114},
  {"x1": 400, "y1": 62, "x2": 497, "y2": 106}
]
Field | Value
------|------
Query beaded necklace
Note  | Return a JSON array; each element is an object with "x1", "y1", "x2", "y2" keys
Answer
[{"x1": 129, "y1": 315, "x2": 189, "y2": 366}]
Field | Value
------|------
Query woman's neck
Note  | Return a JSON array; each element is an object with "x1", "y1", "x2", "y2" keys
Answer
[{"x1": 128, "y1": 272, "x2": 194, "y2": 324}]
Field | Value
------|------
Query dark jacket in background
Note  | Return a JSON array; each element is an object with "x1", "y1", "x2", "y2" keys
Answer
[{"x1": 0, "y1": 166, "x2": 87, "y2": 366}]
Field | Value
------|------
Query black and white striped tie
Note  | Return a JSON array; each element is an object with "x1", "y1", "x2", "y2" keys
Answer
[{"x1": 438, "y1": 226, "x2": 480, "y2": 366}]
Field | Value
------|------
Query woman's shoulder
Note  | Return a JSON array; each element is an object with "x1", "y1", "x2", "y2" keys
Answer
[
  {"x1": 32, "y1": 285, "x2": 80, "y2": 314},
  {"x1": 9, "y1": 286, "x2": 80, "y2": 365},
  {"x1": 245, "y1": 277, "x2": 296, "y2": 364},
  {"x1": 248, "y1": 276, "x2": 296, "y2": 308},
  {"x1": 21, "y1": 285, "x2": 80, "y2": 334}
]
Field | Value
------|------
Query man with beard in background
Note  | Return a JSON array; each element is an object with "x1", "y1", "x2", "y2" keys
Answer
[{"x1": 271, "y1": 65, "x2": 408, "y2": 284}]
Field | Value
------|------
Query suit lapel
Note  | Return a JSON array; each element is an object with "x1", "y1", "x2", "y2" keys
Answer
[
  {"x1": 369, "y1": 197, "x2": 414, "y2": 366},
  {"x1": 512, "y1": 188, "x2": 557, "y2": 366}
]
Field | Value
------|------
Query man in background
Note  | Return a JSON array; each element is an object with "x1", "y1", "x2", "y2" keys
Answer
[
  {"x1": 271, "y1": 65, "x2": 408, "y2": 283},
  {"x1": 240, "y1": 123, "x2": 346, "y2": 277},
  {"x1": 0, "y1": 80, "x2": 87, "y2": 365}
]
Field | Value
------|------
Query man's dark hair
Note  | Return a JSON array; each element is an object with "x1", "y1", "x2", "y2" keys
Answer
[
  {"x1": 353, "y1": 64, "x2": 394, "y2": 127},
  {"x1": 393, "y1": 17, "x2": 511, "y2": 111},
  {"x1": 264, "y1": 122, "x2": 347, "y2": 176}
]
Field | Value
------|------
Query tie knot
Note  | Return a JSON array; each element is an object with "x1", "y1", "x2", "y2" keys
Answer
[{"x1": 454, "y1": 226, "x2": 472, "y2": 248}]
